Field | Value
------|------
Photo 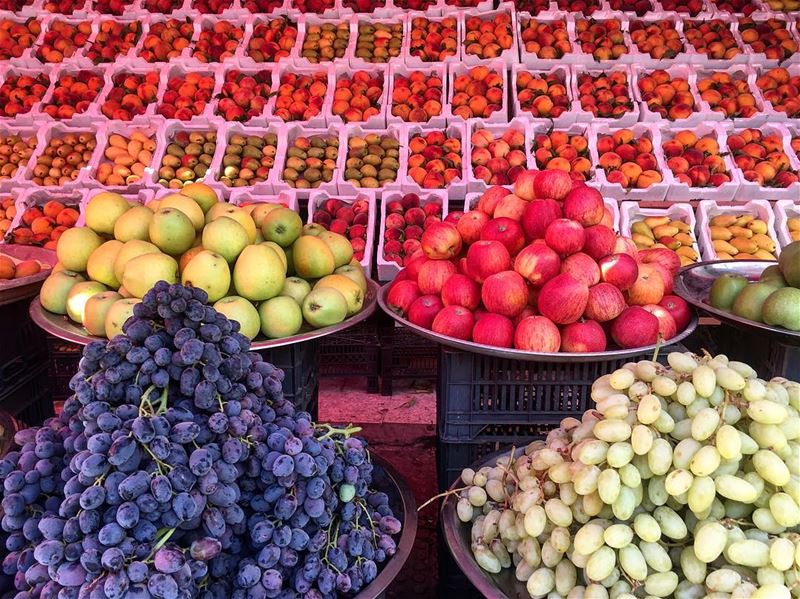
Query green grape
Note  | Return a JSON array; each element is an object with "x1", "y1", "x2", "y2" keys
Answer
[
  {"x1": 526, "y1": 567, "x2": 555, "y2": 597},
  {"x1": 715, "y1": 474, "x2": 758, "y2": 503},
  {"x1": 585, "y1": 546, "x2": 616, "y2": 582},
  {"x1": 689, "y1": 445, "x2": 721, "y2": 477},
  {"x1": 692, "y1": 365, "x2": 716, "y2": 397},
  {"x1": 691, "y1": 407, "x2": 720, "y2": 441},
  {"x1": 647, "y1": 439, "x2": 673, "y2": 475},
  {"x1": 727, "y1": 539, "x2": 770, "y2": 568},
  {"x1": 679, "y1": 546, "x2": 706, "y2": 584},
  {"x1": 603, "y1": 524, "x2": 633, "y2": 549},
  {"x1": 640, "y1": 541, "x2": 671, "y2": 572},
  {"x1": 706, "y1": 568, "x2": 742, "y2": 592},
  {"x1": 644, "y1": 571, "x2": 679, "y2": 597},
  {"x1": 753, "y1": 449, "x2": 790, "y2": 486}
]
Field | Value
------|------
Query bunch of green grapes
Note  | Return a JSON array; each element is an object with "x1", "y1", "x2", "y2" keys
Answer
[{"x1": 454, "y1": 351, "x2": 800, "y2": 598}]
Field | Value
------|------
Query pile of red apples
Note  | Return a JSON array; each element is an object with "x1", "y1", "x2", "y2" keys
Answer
[{"x1": 386, "y1": 169, "x2": 690, "y2": 353}]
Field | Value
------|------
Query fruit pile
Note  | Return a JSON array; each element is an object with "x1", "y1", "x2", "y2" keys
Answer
[
  {"x1": 462, "y1": 13, "x2": 514, "y2": 60},
  {"x1": 450, "y1": 65, "x2": 504, "y2": 121},
  {"x1": 157, "y1": 71, "x2": 216, "y2": 121},
  {"x1": 707, "y1": 212, "x2": 777, "y2": 260},
  {"x1": 0, "y1": 72, "x2": 50, "y2": 119},
  {"x1": 342, "y1": 132, "x2": 400, "y2": 189},
  {"x1": 30, "y1": 130, "x2": 97, "y2": 187},
  {"x1": 390, "y1": 69, "x2": 444, "y2": 123},
  {"x1": 138, "y1": 18, "x2": 193, "y2": 63},
  {"x1": 388, "y1": 169, "x2": 690, "y2": 353},
  {"x1": 0, "y1": 18, "x2": 40, "y2": 60},
  {"x1": 408, "y1": 17, "x2": 457, "y2": 63},
  {"x1": 738, "y1": 17, "x2": 798, "y2": 61},
  {"x1": 576, "y1": 71, "x2": 634, "y2": 120},
  {"x1": 454, "y1": 350, "x2": 800, "y2": 597},
  {"x1": 332, "y1": 70, "x2": 384, "y2": 123},
  {"x1": 354, "y1": 21, "x2": 402, "y2": 64},
  {"x1": 629, "y1": 19, "x2": 684, "y2": 59},
  {"x1": 575, "y1": 18, "x2": 628, "y2": 61},
  {"x1": 299, "y1": 21, "x2": 350, "y2": 63},
  {"x1": 273, "y1": 71, "x2": 328, "y2": 123},
  {"x1": 382, "y1": 192, "x2": 443, "y2": 267},
  {"x1": 156, "y1": 129, "x2": 216, "y2": 188},
  {"x1": 39, "y1": 185, "x2": 370, "y2": 339},
  {"x1": 84, "y1": 19, "x2": 141, "y2": 64},
  {"x1": 192, "y1": 20, "x2": 243, "y2": 63},
  {"x1": 310, "y1": 196, "x2": 370, "y2": 263},
  {"x1": 95, "y1": 131, "x2": 156, "y2": 187},
  {"x1": 786, "y1": 214, "x2": 800, "y2": 242},
  {"x1": 0, "y1": 132, "x2": 36, "y2": 182},
  {"x1": 40, "y1": 69, "x2": 105, "y2": 120},
  {"x1": 756, "y1": 67, "x2": 800, "y2": 118},
  {"x1": 596, "y1": 129, "x2": 664, "y2": 190},
  {"x1": 216, "y1": 69, "x2": 272, "y2": 122},
  {"x1": 281, "y1": 133, "x2": 339, "y2": 190},
  {"x1": 406, "y1": 129, "x2": 463, "y2": 190},
  {"x1": 246, "y1": 17, "x2": 298, "y2": 63},
  {"x1": 710, "y1": 242, "x2": 799, "y2": 330},
  {"x1": 469, "y1": 126, "x2": 528, "y2": 186},
  {"x1": 1, "y1": 282, "x2": 401, "y2": 599},
  {"x1": 631, "y1": 215, "x2": 699, "y2": 265},
  {"x1": 637, "y1": 69, "x2": 697, "y2": 121},
  {"x1": 0, "y1": 253, "x2": 47, "y2": 281},
  {"x1": 99, "y1": 70, "x2": 160, "y2": 121},
  {"x1": 516, "y1": 70, "x2": 571, "y2": 120},
  {"x1": 519, "y1": 17, "x2": 572, "y2": 60},
  {"x1": 36, "y1": 19, "x2": 91, "y2": 63},
  {"x1": 531, "y1": 130, "x2": 592, "y2": 182},
  {"x1": 217, "y1": 131, "x2": 277, "y2": 188},
  {"x1": 0, "y1": 196, "x2": 15, "y2": 237},
  {"x1": 728, "y1": 128, "x2": 799, "y2": 188},
  {"x1": 662, "y1": 130, "x2": 733, "y2": 188},
  {"x1": 5, "y1": 199, "x2": 80, "y2": 248},
  {"x1": 697, "y1": 71, "x2": 762, "y2": 119},
  {"x1": 683, "y1": 19, "x2": 742, "y2": 60}
]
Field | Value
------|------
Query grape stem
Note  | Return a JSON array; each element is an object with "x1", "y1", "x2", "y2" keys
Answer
[
  {"x1": 317, "y1": 423, "x2": 362, "y2": 440},
  {"x1": 147, "y1": 527, "x2": 177, "y2": 560},
  {"x1": 416, "y1": 486, "x2": 469, "y2": 512}
]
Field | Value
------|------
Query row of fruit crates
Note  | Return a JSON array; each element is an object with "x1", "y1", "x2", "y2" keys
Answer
[{"x1": 1, "y1": 9, "x2": 800, "y2": 71}]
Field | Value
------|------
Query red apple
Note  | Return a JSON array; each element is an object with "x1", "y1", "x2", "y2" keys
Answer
[
  {"x1": 614, "y1": 236, "x2": 639, "y2": 258},
  {"x1": 456, "y1": 256, "x2": 470, "y2": 277},
  {"x1": 476, "y1": 185, "x2": 509, "y2": 216},
  {"x1": 522, "y1": 199, "x2": 562, "y2": 241},
  {"x1": 534, "y1": 169, "x2": 572, "y2": 201},
  {"x1": 417, "y1": 259, "x2": 457, "y2": 295},
  {"x1": 407, "y1": 294, "x2": 444, "y2": 329},
  {"x1": 538, "y1": 273, "x2": 589, "y2": 325},
  {"x1": 421, "y1": 222, "x2": 462, "y2": 260},
  {"x1": 386, "y1": 280, "x2": 421, "y2": 315},
  {"x1": 404, "y1": 254, "x2": 428, "y2": 281},
  {"x1": 563, "y1": 186, "x2": 605, "y2": 226},
  {"x1": 466, "y1": 240, "x2": 511, "y2": 284},
  {"x1": 600, "y1": 206, "x2": 614, "y2": 230},
  {"x1": 638, "y1": 247, "x2": 681, "y2": 277},
  {"x1": 599, "y1": 253, "x2": 639, "y2": 290},
  {"x1": 643, "y1": 304, "x2": 677, "y2": 341},
  {"x1": 432, "y1": 305, "x2": 474, "y2": 340},
  {"x1": 658, "y1": 294, "x2": 691, "y2": 332},
  {"x1": 544, "y1": 219, "x2": 585, "y2": 256},
  {"x1": 582, "y1": 224, "x2": 616, "y2": 260},
  {"x1": 626, "y1": 263, "x2": 665, "y2": 306},
  {"x1": 514, "y1": 316, "x2": 561, "y2": 352},
  {"x1": 441, "y1": 274, "x2": 481, "y2": 311},
  {"x1": 560, "y1": 320, "x2": 607, "y2": 353},
  {"x1": 494, "y1": 194, "x2": 527, "y2": 221},
  {"x1": 560, "y1": 252, "x2": 600, "y2": 287},
  {"x1": 611, "y1": 306, "x2": 659, "y2": 349},
  {"x1": 648, "y1": 262, "x2": 674, "y2": 295},
  {"x1": 482, "y1": 270, "x2": 529, "y2": 318},
  {"x1": 456, "y1": 210, "x2": 489, "y2": 245},
  {"x1": 513, "y1": 170, "x2": 538, "y2": 201},
  {"x1": 444, "y1": 211, "x2": 463, "y2": 225},
  {"x1": 480, "y1": 217, "x2": 525, "y2": 256},
  {"x1": 472, "y1": 313, "x2": 514, "y2": 348},
  {"x1": 584, "y1": 283, "x2": 626, "y2": 322},
  {"x1": 514, "y1": 306, "x2": 537, "y2": 326},
  {"x1": 514, "y1": 243, "x2": 561, "y2": 287}
]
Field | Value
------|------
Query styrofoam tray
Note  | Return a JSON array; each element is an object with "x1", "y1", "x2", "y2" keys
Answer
[
  {"x1": 696, "y1": 198, "x2": 780, "y2": 260},
  {"x1": 208, "y1": 120, "x2": 284, "y2": 197},
  {"x1": 20, "y1": 121, "x2": 104, "y2": 190},
  {"x1": 93, "y1": 59, "x2": 161, "y2": 125},
  {"x1": 376, "y1": 188, "x2": 448, "y2": 281},
  {"x1": 81, "y1": 15, "x2": 145, "y2": 66},
  {"x1": 271, "y1": 123, "x2": 343, "y2": 199},
  {"x1": 632, "y1": 63, "x2": 710, "y2": 126},
  {"x1": 662, "y1": 121, "x2": 742, "y2": 200},
  {"x1": 0, "y1": 14, "x2": 47, "y2": 68},
  {"x1": 401, "y1": 12, "x2": 462, "y2": 67},
  {"x1": 527, "y1": 120, "x2": 597, "y2": 185},
  {"x1": 238, "y1": 14, "x2": 301, "y2": 68},
  {"x1": 682, "y1": 15, "x2": 749, "y2": 66},
  {"x1": 88, "y1": 119, "x2": 161, "y2": 192},
  {"x1": 693, "y1": 64, "x2": 768, "y2": 127},
  {"x1": 460, "y1": 3, "x2": 519, "y2": 68},
  {"x1": 445, "y1": 59, "x2": 509, "y2": 125},
  {"x1": 267, "y1": 61, "x2": 334, "y2": 128},
  {"x1": 0, "y1": 123, "x2": 39, "y2": 193},
  {"x1": 398, "y1": 121, "x2": 468, "y2": 200},
  {"x1": 328, "y1": 62, "x2": 389, "y2": 129},
  {"x1": 228, "y1": 188, "x2": 298, "y2": 211},
  {"x1": 728, "y1": 122, "x2": 800, "y2": 201},
  {"x1": 346, "y1": 14, "x2": 406, "y2": 70},
  {"x1": 589, "y1": 121, "x2": 670, "y2": 200},
  {"x1": 148, "y1": 116, "x2": 225, "y2": 189},
  {"x1": 516, "y1": 11, "x2": 581, "y2": 68},
  {"x1": 463, "y1": 117, "x2": 534, "y2": 193},
  {"x1": 34, "y1": 62, "x2": 107, "y2": 126},
  {"x1": 336, "y1": 122, "x2": 403, "y2": 197},
  {"x1": 734, "y1": 12, "x2": 800, "y2": 68},
  {"x1": 619, "y1": 200, "x2": 701, "y2": 261},
  {"x1": 774, "y1": 199, "x2": 800, "y2": 249},
  {"x1": 384, "y1": 62, "x2": 448, "y2": 129},
  {"x1": 572, "y1": 64, "x2": 640, "y2": 127},
  {"x1": 306, "y1": 189, "x2": 376, "y2": 275},
  {"x1": 185, "y1": 13, "x2": 247, "y2": 66},
  {"x1": 511, "y1": 63, "x2": 577, "y2": 127},
  {"x1": 751, "y1": 63, "x2": 800, "y2": 122}
]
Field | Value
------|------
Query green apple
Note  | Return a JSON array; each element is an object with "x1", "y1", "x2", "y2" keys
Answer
[
  {"x1": 258, "y1": 296, "x2": 303, "y2": 339},
  {"x1": 66, "y1": 281, "x2": 107, "y2": 324},
  {"x1": 293, "y1": 236, "x2": 335, "y2": 279},
  {"x1": 303, "y1": 223, "x2": 325, "y2": 237},
  {"x1": 105, "y1": 298, "x2": 141, "y2": 339},
  {"x1": 232, "y1": 244, "x2": 286, "y2": 301},
  {"x1": 114, "y1": 205, "x2": 154, "y2": 242},
  {"x1": 334, "y1": 264, "x2": 367, "y2": 294},
  {"x1": 251, "y1": 203, "x2": 281, "y2": 227},
  {"x1": 207, "y1": 205, "x2": 257, "y2": 243},
  {"x1": 759, "y1": 264, "x2": 787, "y2": 288},
  {"x1": 261, "y1": 241, "x2": 288, "y2": 271},
  {"x1": 56, "y1": 227, "x2": 104, "y2": 272},
  {"x1": 213, "y1": 296, "x2": 261, "y2": 339},
  {"x1": 114, "y1": 240, "x2": 161, "y2": 283},
  {"x1": 762, "y1": 287, "x2": 800, "y2": 331},
  {"x1": 302, "y1": 287, "x2": 348, "y2": 328},
  {"x1": 318, "y1": 231, "x2": 353, "y2": 268},
  {"x1": 779, "y1": 241, "x2": 800, "y2": 287},
  {"x1": 40, "y1": 271, "x2": 86, "y2": 314},
  {"x1": 179, "y1": 246, "x2": 205, "y2": 274},
  {"x1": 314, "y1": 274, "x2": 363, "y2": 316},
  {"x1": 159, "y1": 193, "x2": 205, "y2": 232},
  {"x1": 280, "y1": 277, "x2": 312, "y2": 305},
  {"x1": 181, "y1": 250, "x2": 231, "y2": 302},
  {"x1": 179, "y1": 182, "x2": 219, "y2": 214},
  {"x1": 731, "y1": 283, "x2": 777, "y2": 322},
  {"x1": 262, "y1": 207, "x2": 303, "y2": 247},
  {"x1": 86, "y1": 240, "x2": 124, "y2": 289},
  {"x1": 122, "y1": 253, "x2": 179, "y2": 298},
  {"x1": 149, "y1": 208, "x2": 195, "y2": 255},
  {"x1": 709, "y1": 274, "x2": 749, "y2": 311},
  {"x1": 83, "y1": 291, "x2": 123, "y2": 336},
  {"x1": 85, "y1": 192, "x2": 130, "y2": 235},
  {"x1": 202, "y1": 217, "x2": 249, "y2": 263}
]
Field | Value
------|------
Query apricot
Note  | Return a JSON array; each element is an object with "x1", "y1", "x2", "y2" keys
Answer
[
  {"x1": 0, "y1": 255, "x2": 15, "y2": 279},
  {"x1": 13, "y1": 259, "x2": 41, "y2": 278}
]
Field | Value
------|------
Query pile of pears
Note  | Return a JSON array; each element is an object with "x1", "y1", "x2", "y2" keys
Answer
[
  {"x1": 709, "y1": 240, "x2": 800, "y2": 331},
  {"x1": 39, "y1": 185, "x2": 369, "y2": 340}
]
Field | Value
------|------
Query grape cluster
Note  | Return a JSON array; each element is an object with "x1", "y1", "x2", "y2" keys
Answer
[
  {"x1": 455, "y1": 351, "x2": 800, "y2": 598},
  {"x1": 0, "y1": 282, "x2": 402, "y2": 599}
]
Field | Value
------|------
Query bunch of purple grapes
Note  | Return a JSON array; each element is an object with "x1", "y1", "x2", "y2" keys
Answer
[{"x1": 0, "y1": 282, "x2": 401, "y2": 599}]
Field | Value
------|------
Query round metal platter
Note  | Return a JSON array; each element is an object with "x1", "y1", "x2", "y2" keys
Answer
[
  {"x1": 355, "y1": 452, "x2": 418, "y2": 599},
  {"x1": 441, "y1": 449, "x2": 528, "y2": 599},
  {"x1": 378, "y1": 282, "x2": 698, "y2": 363},
  {"x1": 29, "y1": 279, "x2": 379, "y2": 348},
  {"x1": 0, "y1": 246, "x2": 56, "y2": 307},
  {"x1": 674, "y1": 260, "x2": 800, "y2": 344}
]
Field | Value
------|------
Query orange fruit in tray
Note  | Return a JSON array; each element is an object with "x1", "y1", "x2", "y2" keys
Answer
[
  {"x1": 13, "y1": 259, "x2": 42, "y2": 278},
  {"x1": 0, "y1": 255, "x2": 15, "y2": 280}
]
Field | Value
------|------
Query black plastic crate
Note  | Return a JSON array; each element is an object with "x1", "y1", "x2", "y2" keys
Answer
[
  {"x1": 380, "y1": 326, "x2": 439, "y2": 395},
  {"x1": 0, "y1": 298, "x2": 47, "y2": 365},
  {"x1": 319, "y1": 318, "x2": 380, "y2": 393},
  {"x1": 0, "y1": 363, "x2": 53, "y2": 424},
  {"x1": 258, "y1": 341, "x2": 319, "y2": 412},
  {"x1": 47, "y1": 336, "x2": 81, "y2": 402},
  {"x1": 706, "y1": 324, "x2": 799, "y2": 381}
]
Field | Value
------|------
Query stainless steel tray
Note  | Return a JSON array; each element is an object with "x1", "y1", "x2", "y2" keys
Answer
[{"x1": 29, "y1": 279, "x2": 379, "y2": 349}]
